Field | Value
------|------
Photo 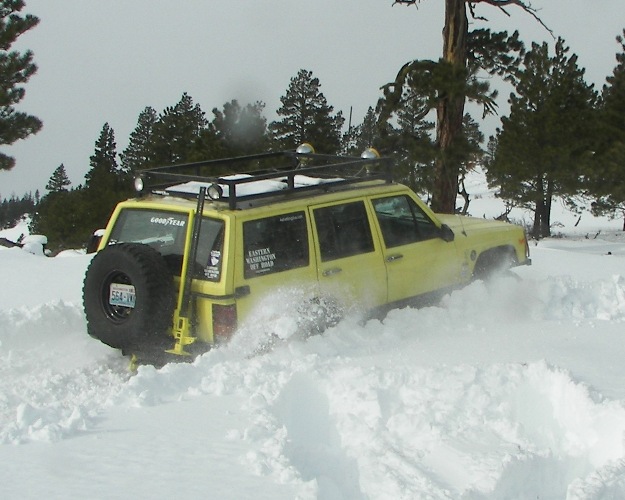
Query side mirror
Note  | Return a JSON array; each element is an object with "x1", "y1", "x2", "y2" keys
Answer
[{"x1": 440, "y1": 224, "x2": 455, "y2": 242}]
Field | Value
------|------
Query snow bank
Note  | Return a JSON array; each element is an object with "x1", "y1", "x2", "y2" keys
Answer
[{"x1": 2, "y1": 200, "x2": 625, "y2": 498}]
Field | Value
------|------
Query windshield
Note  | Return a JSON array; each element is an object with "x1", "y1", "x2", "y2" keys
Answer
[{"x1": 108, "y1": 209, "x2": 224, "y2": 280}]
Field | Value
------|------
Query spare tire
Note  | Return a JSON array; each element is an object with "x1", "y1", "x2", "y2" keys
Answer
[{"x1": 83, "y1": 243, "x2": 175, "y2": 350}]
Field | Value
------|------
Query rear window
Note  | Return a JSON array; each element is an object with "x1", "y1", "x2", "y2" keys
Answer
[
  {"x1": 243, "y1": 211, "x2": 309, "y2": 279},
  {"x1": 108, "y1": 209, "x2": 224, "y2": 280}
]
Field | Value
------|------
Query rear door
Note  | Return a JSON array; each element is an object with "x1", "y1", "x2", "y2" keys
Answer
[
  {"x1": 370, "y1": 193, "x2": 462, "y2": 303},
  {"x1": 310, "y1": 199, "x2": 387, "y2": 310},
  {"x1": 233, "y1": 210, "x2": 318, "y2": 320}
]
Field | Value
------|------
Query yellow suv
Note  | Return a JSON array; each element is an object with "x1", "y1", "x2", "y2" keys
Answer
[{"x1": 83, "y1": 146, "x2": 531, "y2": 362}]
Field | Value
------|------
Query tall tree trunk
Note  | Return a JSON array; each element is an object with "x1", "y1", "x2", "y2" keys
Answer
[
  {"x1": 532, "y1": 177, "x2": 545, "y2": 239},
  {"x1": 542, "y1": 178, "x2": 554, "y2": 237},
  {"x1": 432, "y1": 0, "x2": 468, "y2": 213}
]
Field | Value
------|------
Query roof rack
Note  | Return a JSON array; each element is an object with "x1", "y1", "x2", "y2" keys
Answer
[{"x1": 134, "y1": 148, "x2": 393, "y2": 210}]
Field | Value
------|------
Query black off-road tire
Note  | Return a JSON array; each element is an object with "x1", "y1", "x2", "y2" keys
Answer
[
  {"x1": 83, "y1": 243, "x2": 175, "y2": 351},
  {"x1": 473, "y1": 247, "x2": 517, "y2": 282}
]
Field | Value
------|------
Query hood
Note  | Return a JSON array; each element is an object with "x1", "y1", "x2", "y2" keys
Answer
[{"x1": 437, "y1": 214, "x2": 520, "y2": 236}]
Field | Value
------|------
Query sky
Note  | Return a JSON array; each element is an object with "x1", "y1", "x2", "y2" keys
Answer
[{"x1": 1, "y1": 0, "x2": 624, "y2": 197}]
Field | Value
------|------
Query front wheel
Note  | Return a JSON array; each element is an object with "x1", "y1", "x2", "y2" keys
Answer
[
  {"x1": 473, "y1": 247, "x2": 517, "y2": 282},
  {"x1": 83, "y1": 243, "x2": 175, "y2": 351}
]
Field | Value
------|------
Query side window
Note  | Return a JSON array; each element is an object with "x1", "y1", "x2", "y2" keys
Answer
[
  {"x1": 243, "y1": 211, "x2": 309, "y2": 279},
  {"x1": 194, "y1": 218, "x2": 225, "y2": 282},
  {"x1": 314, "y1": 201, "x2": 374, "y2": 262},
  {"x1": 372, "y1": 195, "x2": 439, "y2": 248}
]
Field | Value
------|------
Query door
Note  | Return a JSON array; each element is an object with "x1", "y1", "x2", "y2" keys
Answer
[
  {"x1": 234, "y1": 210, "x2": 318, "y2": 322},
  {"x1": 370, "y1": 194, "x2": 462, "y2": 303},
  {"x1": 310, "y1": 199, "x2": 387, "y2": 311}
]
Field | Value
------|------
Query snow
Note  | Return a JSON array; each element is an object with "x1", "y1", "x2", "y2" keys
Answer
[{"x1": 2, "y1": 174, "x2": 625, "y2": 499}]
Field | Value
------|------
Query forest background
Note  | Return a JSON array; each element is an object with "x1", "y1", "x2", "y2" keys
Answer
[{"x1": 1, "y1": 1, "x2": 625, "y2": 251}]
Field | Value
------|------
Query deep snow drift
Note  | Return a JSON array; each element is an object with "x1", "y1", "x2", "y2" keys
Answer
[{"x1": 1, "y1": 191, "x2": 625, "y2": 499}]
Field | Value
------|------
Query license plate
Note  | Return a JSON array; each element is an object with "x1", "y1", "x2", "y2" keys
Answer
[{"x1": 109, "y1": 283, "x2": 136, "y2": 308}]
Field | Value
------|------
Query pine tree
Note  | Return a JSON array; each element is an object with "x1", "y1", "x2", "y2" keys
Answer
[
  {"x1": 0, "y1": 0, "x2": 42, "y2": 170},
  {"x1": 85, "y1": 122, "x2": 119, "y2": 188},
  {"x1": 588, "y1": 30, "x2": 625, "y2": 230},
  {"x1": 82, "y1": 123, "x2": 131, "y2": 232},
  {"x1": 30, "y1": 187, "x2": 88, "y2": 250},
  {"x1": 385, "y1": 0, "x2": 543, "y2": 213},
  {"x1": 120, "y1": 106, "x2": 157, "y2": 173},
  {"x1": 210, "y1": 99, "x2": 268, "y2": 156},
  {"x1": 486, "y1": 39, "x2": 597, "y2": 238},
  {"x1": 344, "y1": 107, "x2": 381, "y2": 156},
  {"x1": 45, "y1": 164, "x2": 71, "y2": 192},
  {"x1": 270, "y1": 69, "x2": 344, "y2": 153},
  {"x1": 152, "y1": 93, "x2": 207, "y2": 165}
]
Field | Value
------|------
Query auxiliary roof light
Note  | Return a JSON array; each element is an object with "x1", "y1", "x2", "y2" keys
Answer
[
  {"x1": 295, "y1": 142, "x2": 315, "y2": 155},
  {"x1": 134, "y1": 175, "x2": 145, "y2": 193},
  {"x1": 360, "y1": 147, "x2": 380, "y2": 160},
  {"x1": 207, "y1": 183, "x2": 224, "y2": 200}
]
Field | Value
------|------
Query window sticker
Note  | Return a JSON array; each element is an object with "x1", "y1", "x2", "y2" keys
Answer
[
  {"x1": 245, "y1": 247, "x2": 276, "y2": 273},
  {"x1": 204, "y1": 250, "x2": 222, "y2": 280},
  {"x1": 149, "y1": 216, "x2": 186, "y2": 227}
]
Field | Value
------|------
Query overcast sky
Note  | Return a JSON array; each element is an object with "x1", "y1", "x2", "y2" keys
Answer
[{"x1": 2, "y1": 0, "x2": 623, "y2": 197}]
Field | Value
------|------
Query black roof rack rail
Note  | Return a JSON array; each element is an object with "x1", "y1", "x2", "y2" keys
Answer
[{"x1": 134, "y1": 149, "x2": 394, "y2": 210}]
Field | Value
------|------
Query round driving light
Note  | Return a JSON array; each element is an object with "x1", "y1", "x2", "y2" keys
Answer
[
  {"x1": 134, "y1": 175, "x2": 145, "y2": 192},
  {"x1": 296, "y1": 142, "x2": 315, "y2": 155},
  {"x1": 207, "y1": 183, "x2": 223, "y2": 200},
  {"x1": 361, "y1": 147, "x2": 380, "y2": 160}
]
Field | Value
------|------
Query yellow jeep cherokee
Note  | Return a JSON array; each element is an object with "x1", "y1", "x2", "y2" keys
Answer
[{"x1": 83, "y1": 146, "x2": 531, "y2": 361}]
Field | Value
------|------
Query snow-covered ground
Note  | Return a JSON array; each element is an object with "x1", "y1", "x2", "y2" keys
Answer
[{"x1": 1, "y1": 174, "x2": 625, "y2": 499}]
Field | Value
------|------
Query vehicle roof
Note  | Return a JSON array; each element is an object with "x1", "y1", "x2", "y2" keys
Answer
[{"x1": 120, "y1": 179, "x2": 412, "y2": 216}]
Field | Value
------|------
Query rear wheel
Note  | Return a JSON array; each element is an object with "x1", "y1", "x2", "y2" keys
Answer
[
  {"x1": 83, "y1": 243, "x2": 175, "y2": 351},
  {"x1": 296, "y1": 296, "x2": 343, "y2": 337}
]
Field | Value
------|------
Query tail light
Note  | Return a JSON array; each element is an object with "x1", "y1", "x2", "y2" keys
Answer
[{"x1": 212, "y1": 304, "x2": 237, "y2": 340}]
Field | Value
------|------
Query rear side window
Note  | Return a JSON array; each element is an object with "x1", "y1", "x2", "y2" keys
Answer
[
  {"x1": 194, "y1": 217, "x2": 225, "y2": 282},
  {"x1": 243, "y1": 211, "x2": 309, "y2": 279},
  {"x1": 314, "y1": 201, "x2": 374, "y2": 262}
]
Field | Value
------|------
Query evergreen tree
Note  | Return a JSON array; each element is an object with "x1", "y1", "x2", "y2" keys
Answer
[
  {"x1": 0, "y1": 191, "x2": 34, "y2": 228},
  {"x1": 486, "y1": 39, "x2": 597, "y2": 238},
  {"x1": 120, "y1": 106, "x2": 157, "y2": 172},
  {"x1": 82, "y1": 123, "x2": 131, "y2": 233},
  {"x1": 386, "y1": 0, "x2": 544, "y2": 213},
  {"x1": 345, "y1": 107, "x2": 381, "y2": 156},
  {"x1": 210, "y1": 99, "x2": 268, "y2": 156},
  {"x1": 85, "y1": 122, "x2": 119, "y2": 188},
  {"x1": 378, "y1": 28, "x2": 522, "y2": 212},
  {"x1": 270, "y1": 69, "x2": 344, "y2": 153},
  {"x1": 0, "y1": 0, "x2": 42, "y2": 170},
  {"x1": 151, "y1": 92, "x2": 207, "y2": 165},
  {"x1": 588, "y1": 30, "x2": 625, "y2": 230},
  {"x1": 29, "y1": 188, "x2": 86, "y2": 250},
  {"x1": 45, "y1": 163, "x2": 71, "y2": 192}
]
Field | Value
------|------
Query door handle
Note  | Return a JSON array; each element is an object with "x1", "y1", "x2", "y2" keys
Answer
[
  {"x1": 322, "y1": 267, "x2": 342, "y2": 277},
  {"x1": 386, "y1": 254, "x2": 404, "y2": 262}
]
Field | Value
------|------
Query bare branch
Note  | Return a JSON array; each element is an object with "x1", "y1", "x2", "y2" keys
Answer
[
  {"x1": 471, "y1": 0, "x2": 554, "y2": 38},
  {"x1": 393, "y1": 0, "x2": 423, "y2": 6},
  {"x1": 393, "y1": 0, "x2": 554, "y2": 38}
]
